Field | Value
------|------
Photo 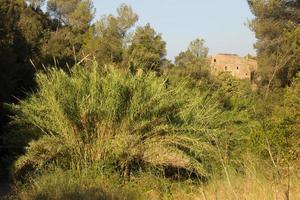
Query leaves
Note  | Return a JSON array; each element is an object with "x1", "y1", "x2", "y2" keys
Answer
[
  {"x1": 125, "y1": 24, "x2": 166, "y2": 72},
  {"x1": 12, "y1": 61, "x2": 222, "y2": 179}
]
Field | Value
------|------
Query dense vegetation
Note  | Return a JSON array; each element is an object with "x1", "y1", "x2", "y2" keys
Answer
[{"x1": 0, "y1": 0, "x2": 299, "y2": 199}]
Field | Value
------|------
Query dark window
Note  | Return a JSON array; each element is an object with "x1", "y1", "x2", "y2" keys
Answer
[
  {"x1": 246, "y1": 73, "x2": 248, "y2": 76},
  {"x1": 237, "y1": 66, "x2": 239, "y2": 70},
  {"x1": 225, "y1": 66, "x2": 227, "y2": 70},
  {"x1": 214, "y1": 59, "x2": 216, "y2": 62}
]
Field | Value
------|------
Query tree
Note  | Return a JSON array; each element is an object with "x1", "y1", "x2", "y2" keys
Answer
[
  {"x1": 83, "y1": 4, "x2": 138, "y2": 65},
  {"x1": 124, "y1": 23, "x2": 166, "y2": 73},
  {"x1": 174, "y1": 38, "x2": 210, "y2": 79},
  {"x1": 248, "y1": 0, "x2": 300, "y2": 89},
  {"x1": 68, "y1": 0, "x2": 95, "y2": 32},
  {"x1": 41, "y1": 28, "x2": 76, "y2": 66},
  {"x1": 175, "y1": 38, "x2": 209, "y2": 67},
  {"x1": 47, "y1": 0, "x2": 81, "y2": 25},
  {"x1": 116, "y1": 4, "x2": 139, "y2": 37},
  {"x1": 42, "y1": 0, "x2": 95, "y2": 67},
  {"x1": 188, "y1": 38, "x2": 208, "y2": 58},
  {"x1": 175, "y1": 51, "x2": 196, "y2": 67}
]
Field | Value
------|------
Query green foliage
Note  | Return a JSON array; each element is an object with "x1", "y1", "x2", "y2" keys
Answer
[
  {"x1": 247, "y1": 0, "x2": 300, "y2": 166},
  {"x1": 174, "y1": 38, "x2": 210, "y2": 79},
  {"x1": 283, "y1": 72, "x2": 300, "y2": 160},
  {"x1": 247, "y1": 73, "x2": 300, "y2": 165},
  {"x1": 16, "y1": 168, "x2": 140, "y2": 200},
  {"x1": 0, "y1": 1, "x2": 299, "y2": 199},
  {"x1": 41, "y1": 0, "x2": 95, "y2": 67},
  {"x1": 83, "y1": 4, "x2": 138, "y2": 66},
  {"x1": 125, "y1": 24, "x2": 166, "y2": 73},
  {"x1": 12, "y1": 61, "x2": 223, "y2": 180},
  {"x1": 175, "y1": 51, "x2": 196, "y2": 68},
  {"x1": 248, "y1": 0, "x2": 300, "y2": 87},
  {"x1": 47, "y1": 0, "x2": 80, "y2": 25},
  {"x1": 166, "y1": 65, "x2": 258, "y2": 172},
  {"x1": 68, "y1": 0, "x2": 95, "y2": 32},
  {"x1": 41, "y1": 28, "x2": 76, "y2": 66},
  {"x1": 13, "y1": 164, "x2": 300, "y2": 200},
  {"x1": 188, "y1": 38, "x2": 209, "y2": 58},
  {"x1": 116, "y1": 4, "x2": 139, "y2": 34}
]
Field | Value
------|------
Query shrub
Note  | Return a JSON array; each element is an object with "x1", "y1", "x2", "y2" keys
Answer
[{"x1": 11, "y1": 60, "x2": 222, "y2": 181}]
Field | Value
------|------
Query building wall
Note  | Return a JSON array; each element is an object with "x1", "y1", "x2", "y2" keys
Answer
[{"x1": 211, "y1": 54, "x2": 257, "y2": 80}]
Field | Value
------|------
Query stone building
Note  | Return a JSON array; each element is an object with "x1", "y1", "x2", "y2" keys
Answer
[{"x1": 210, "y1": 54, "x2": 257, "y2": 80}]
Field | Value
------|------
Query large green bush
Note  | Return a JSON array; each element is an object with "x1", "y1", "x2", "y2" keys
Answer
[{"x1": 12, "y1": 61, "x2": 222, "y2": 180}]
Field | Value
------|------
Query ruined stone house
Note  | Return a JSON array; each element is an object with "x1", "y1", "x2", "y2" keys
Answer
[{"x1": 210, "y1": 54, "x2": 257, "y2": 80}]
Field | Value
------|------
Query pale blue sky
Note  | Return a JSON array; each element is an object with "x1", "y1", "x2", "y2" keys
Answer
[{"x1": 92, "y1": 0, "x2": 257, "y2": 60}]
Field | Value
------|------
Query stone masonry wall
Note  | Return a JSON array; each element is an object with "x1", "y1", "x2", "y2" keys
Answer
[{"x1": 211, "y1": 54, "x2": 257, "y2": 80}]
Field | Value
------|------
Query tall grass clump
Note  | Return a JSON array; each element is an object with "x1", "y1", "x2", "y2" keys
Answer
[
  {"x1": 16, "y1": 168, "x2": 140, "y2": 200},
  {"x1": 11, "y1": 60, "x2": 222, "y2": 182}
]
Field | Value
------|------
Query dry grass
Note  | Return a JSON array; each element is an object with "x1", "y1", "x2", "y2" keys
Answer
[
  {"x1": 197, "y1": 175, "x2": 300, "y2": 200},
  {"x1": 170, "y1": 164, "x2": 300, "y2": 200}
]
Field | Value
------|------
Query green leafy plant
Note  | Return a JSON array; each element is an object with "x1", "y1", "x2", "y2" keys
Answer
[{"x1": 12, "y1": 60, "x2": 222, "y2": 181}]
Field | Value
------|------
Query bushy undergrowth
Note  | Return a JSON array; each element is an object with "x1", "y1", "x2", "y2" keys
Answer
[
  {"x1": 8, "y1": 62, "x2": 300, "y2": 199},
  {"x1": 15, "y1": 168, "x2": 137, "y2": 200},
  {"x1": 11, "y1": 61, "x2": 224, "y2": 182},
  {"x1": 12, "y1": 159, "x2": 300, "y2": 200},
  {"x1": 15, "y1": 168, "x2": 202, "y2": 200}
]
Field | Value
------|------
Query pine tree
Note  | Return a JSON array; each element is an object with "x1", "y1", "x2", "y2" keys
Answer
[
  {"x1": 248, "y1": 0, "x2": 300, "y2": 88},
  {"x1": 125, "y1": 24, "x2": 166, "y2": 73}
]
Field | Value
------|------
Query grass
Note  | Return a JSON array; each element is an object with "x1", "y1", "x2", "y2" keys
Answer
[
  {"x1": 14, "y1": 168, "x2": 138, "y2": 200},
  {"x1": 8, "y1": 163, "x2": 299, "y2": 200}
]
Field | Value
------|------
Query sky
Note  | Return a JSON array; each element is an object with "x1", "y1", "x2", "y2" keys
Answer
[{"x1": 92, "y1": 0, "x2": 257, "y2": 60}]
